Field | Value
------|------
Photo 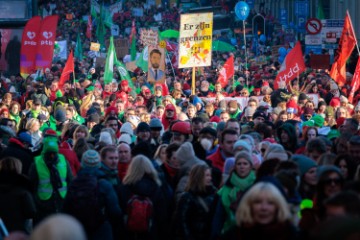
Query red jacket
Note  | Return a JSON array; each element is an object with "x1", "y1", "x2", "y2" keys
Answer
[
  {"x1": 207, "y1": 147, "x2": 226, "y2": 172},
  {"x1": 59, "y1": 142, "x2": 80, "y2": 176}
]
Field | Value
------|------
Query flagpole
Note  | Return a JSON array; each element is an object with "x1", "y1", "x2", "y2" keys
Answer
[
  {"x1": 192, "y1": 67, "x2": 196, "y2": 95},
  {"x1": 347, "y1": 10, "x2": 360, "y2": 55},
  {"x1": 166, "y1": 50, "x2": 176, "y2": 79},
  {"x1": 243, "y1": 20, "x2": 248, "y2": 86}
]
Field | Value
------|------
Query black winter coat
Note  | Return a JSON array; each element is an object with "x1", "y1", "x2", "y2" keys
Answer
[
  {"x1": 0, "y1": 172, "x2": 36, "y2": 233},
  {"x1": 174, "y1": 186, "x2": 217, "y2": 240},
  {"x1": 119, "y1": 175, "x2": 167, "y2": 240}
]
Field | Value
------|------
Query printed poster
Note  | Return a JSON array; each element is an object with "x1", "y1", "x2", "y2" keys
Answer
[
  {"x1": 178, "y1": 13, "x2": 213, "y2": 68},
  {"x1": 147, "y1": 46, "x2": 166, "y2": 84}
]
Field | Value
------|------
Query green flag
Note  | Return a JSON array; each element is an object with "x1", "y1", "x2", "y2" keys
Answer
[
  {"x1": 317, "y1": 0, "x2": 325, "y2": 20},
  {"x1": 74, "y1": 34, "x2": 83, "y2": 61},
  {"x1": 130, "y1": 37, "x2": 136, "y2": 61},
  {"x1": 136, "y1": 46, "x2": 148, "y2": 72},
  {"x1": 96, "y1": 5, "x2": 106, "y2": 49},
  {"x1": 104, "y1": 36, "x2": 117, "y2": 84},
  {"x1": 115, "y1": 61, "x2": 135, "y2": 90},
  {"x1": 103, "y1": 8, "x2": 113, "y2": 28}
]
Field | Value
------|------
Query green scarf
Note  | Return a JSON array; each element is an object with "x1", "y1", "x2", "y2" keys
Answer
[{"x1": 218, "y1": 170, "x2": 256, "y2": 234}]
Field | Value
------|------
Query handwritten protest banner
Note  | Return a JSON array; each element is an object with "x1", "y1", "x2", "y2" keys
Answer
[
  {"x1": 140, "y1": 29, "x2": 159, "y2": 47},
  {"x1": 178, "y1": 13, "x2": 213, "y2": 68}
]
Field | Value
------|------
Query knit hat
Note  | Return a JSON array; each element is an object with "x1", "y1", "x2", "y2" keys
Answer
[
  {"x1": 175, "y1": 142, "x2": 199, "y2": 166},
  {"x1": 54, "y1": 106, "x2": 67, "y2": 122},
  {"x1": 330, "y1": 97, "x2": 341, "y2": 108},
  {"x1": 149, "y1": 118, "x2": 163, "y2": 130},
  {"x1": 245, "y1": 107, "x2": 256, "y2": 117},
  {"x1": 291, "y1": 154, "x2": 317, "y2": 177},
  {"x1": 235, "y1": 151, "x2": 253, "y2": 166},
  {"x1": 317, "y1": 165, "x2": 343, "y2": 181},
  {"x1": 199, "y1": 127, "x2": 217, "y2": 138},
  {"x1": 137, "y1": 122, "x2": 150, "y2": 133},
  {"x1": 119, "y1": 133, "x2": 132, "y2": 145},
  {"x1": 233, "y1": 140, "x2": 252, "y2": 153},
  {"x1": 340, "y1": 95, "x2": 348, "y2": 103},
  {"x1": 81, "y1": 150, "x2": 101, "y2": 168},
  {"x1": 327, "y1": 129, "x2": 340, "y2": 140},
  {"x1": 120, "y1": 122, "x2": 134, "y2": 136},
  {"x1": 18, "y1": 132, "x2": 33, "y2": 147},
  {"x1": 210, "y1": 115, "x2": 221, "y2": 123},
  {"x1": 311, "y1": 115, "x2": 325, "y2": 127},
  {"x1": 228, "y1": 100, "x2": 238, "y2": 109},
  {"x1": 99, "y1": 131, "x2": 113, "y2": 145},
  {"x1": 253, "y1": 110, "x2": 267, "y2": 120},
  {"x1": 264, "y1": 144, "x2": 288, "y2": 161},
  {"x1": 87, "y1": 113, "x2": 100, "y2": 124}
]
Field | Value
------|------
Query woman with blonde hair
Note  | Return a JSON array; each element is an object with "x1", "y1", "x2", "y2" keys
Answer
[
  {"x1": 223, "y1": 182, "x2": 297, "y2": 239},
  {"x1": 153, "y1": 143, "x2": 168, "y2": 166},
  {"x1": 25, "y1": 118, "x2": 42, "y2": 148},
  {"x1": 174, "y1": 164, "x2": 217, "y2": 240},
  {"x1": 119, "y1": 154, "x2": 166, "y2": 240}
]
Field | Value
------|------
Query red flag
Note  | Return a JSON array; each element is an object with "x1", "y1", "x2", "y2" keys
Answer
[
  {"x1": 20, "y1": 16, "x2": 42, "y2": 78},
  {"x1": 348, "y1": 57, "x2": 360, "y2": 103},
  {"x1": 35, "y1": 15, "x2": 59, "y2": 70},
  {"x1": 129, "y1": 19, "x2": 136, "y2": 43},
  {"x1": 58, "y1": 51, "x2": 74, "y2": 88},
  {"x1": 86, "y1": 15, "x2": 92, "y2": 39},
  {"x1": 217, "y1": 55, "x2": 234, "y2": 88},
  {"x1": 274, "y1": 41, "x2": 305, "y2": 90},
  {"x1": 330, "y1": 11, "x2": 357, "y2": 87}
]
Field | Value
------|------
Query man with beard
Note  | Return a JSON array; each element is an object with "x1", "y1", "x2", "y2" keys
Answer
[
  {"x1": 198, "y1": 80, "x2": 211, "y2": 97},
  {"x1": 149, "y1": 49, "x2": 164, "y2": 82},
  {"x1": 29, "y1": 129, "x2": 73, "y2": 224}
]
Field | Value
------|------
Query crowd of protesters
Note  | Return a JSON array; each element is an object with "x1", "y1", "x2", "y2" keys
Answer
[{"x1": 1, "y1": 0, "x2": 360, "y2": 240}]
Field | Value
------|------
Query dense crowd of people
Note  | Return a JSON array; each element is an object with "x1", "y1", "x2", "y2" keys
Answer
[{"x1": 1, "y1": 0, "x2": 360, "y2": 240}]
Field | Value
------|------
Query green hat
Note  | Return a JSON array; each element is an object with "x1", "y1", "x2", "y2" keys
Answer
[
  {"x1": 327, "y1": 129, "x2": 340, "y2": 140},
  {"x1": 302, "y1": 120, "x2": 315, "y2": 127},
  {"x1": 86, "y1": 85, "x2": 95, "y2": 92},
  {"x1": 42, "y1": 129, "x2": 59, "y2": 153},
  {"x1": 311, "y1": 115, "x2": 324, "y2": 128}
]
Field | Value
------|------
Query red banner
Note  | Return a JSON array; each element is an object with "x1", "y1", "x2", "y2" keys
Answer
[
  {"x1": 217, "y1": 55, "x2": 234, "y2": 88},
  {"x1": 348, "y1": 57, "x2": 360, "y2": 103},
  {"x1": 35, "y1": 15, "x2": 59, "y2": 70},
  {"x1": 329, "y1": 12, "x2": 357, "y2": 87},
  {"x1": 20, "y1": 16, "x2": 42, "y2": 78},
  {"x1": 274, "y1": 41, "x2": 305, "y2": 90}
]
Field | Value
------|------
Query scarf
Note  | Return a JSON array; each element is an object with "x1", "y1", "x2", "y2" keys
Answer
[
  {"x1": 118, "y1": 162, "x2": 130, "y2": 181},
  {"x1": 163, "y1": 162, "x2": 179, "y2": 178},
  {"x1": 100, "y1": 162, "x2": 119, "y2": 186},
  {"x1": 218, "y1": 170, "x2": 256, "y2": 233}
]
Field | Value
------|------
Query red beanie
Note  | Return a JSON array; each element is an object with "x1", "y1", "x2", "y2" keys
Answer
[
  {"x1": 210, "y1": 115, "x2": 221, "y2": 123},
  {"x1": 330, "y1": 97, "x2": 341, "y2": 108}
]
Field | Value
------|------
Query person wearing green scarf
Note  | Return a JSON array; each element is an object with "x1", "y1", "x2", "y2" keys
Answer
[
  {"x1": 9, "y1": 102, "x2": 21, "y2": 128},
  {"x1": 214, "y1": 151, "x2": 256, "y2": 237}
]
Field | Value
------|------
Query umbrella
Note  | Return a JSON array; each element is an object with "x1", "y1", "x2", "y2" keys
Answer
[
  {"x1": 212, "y1": 40, "x2": 236, "y2": 52},
  {"x1": 160, "y1": 29, "x2": 179, "y2": 39}
]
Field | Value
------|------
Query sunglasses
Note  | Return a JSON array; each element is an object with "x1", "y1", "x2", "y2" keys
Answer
[{"x1": 322, "y1": 178, "x2": 342, "y2": 185}]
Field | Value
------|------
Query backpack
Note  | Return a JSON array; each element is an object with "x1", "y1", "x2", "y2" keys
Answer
[
  {"x1": 63, "y1": 174, "x2": 106, "y2": 230},
  {"x1": 125, "y1": 195, "x2": 153, "y2": 232}
]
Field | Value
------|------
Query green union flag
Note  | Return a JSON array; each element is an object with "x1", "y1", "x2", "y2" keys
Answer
[{"x1": 103, "y1": 36, "x2": 117, "y2": 84}]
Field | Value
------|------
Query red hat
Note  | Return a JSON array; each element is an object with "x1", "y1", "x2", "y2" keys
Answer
[
  {"x1": 121, "y1": 80, "x2": 129, "y2": 86},
  {"x1": 105, "y1": 106, "x2": 118, "y2": 117},
  {"x1": 144, "y1": 89, "x2": 151, "y2": 94},
  {"x1": 330, "y1": 97, "x2": 341, "y2": 108},
  {"x1": 262, "y1": 81, "x2": 269, "y2": 87},
  {"x1": 286, "y1": 99, "x2": 298, "y2": 109},
  {"x1": 210, "y1": 115, "x2": 221, "y2": 123},
  {"x1": 171, "y1": 121, "x2": 191, "y2": 134},
  {"x1": 254, "y1": 88, "x2": 261, "y2": 92},
  {"x1": 263, "y1": 137, "x2": 277, "y2": 144},
  {"x1": 254, "y1": 74, "x2": 261, "y2": 80},
  {"x1": 183, "y1": 82, "x2": 190, "y2": 91},
  {"x1": 44, "y1": 129, "x2": 58, "y2": 137},
  {"x1": 0, "y1": 108, "x2": 9, "y2": 115}
]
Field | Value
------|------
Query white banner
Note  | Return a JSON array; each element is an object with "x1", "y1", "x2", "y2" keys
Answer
[{"x1": 54, "y1": 40, "x2": 67, "y2": 60}]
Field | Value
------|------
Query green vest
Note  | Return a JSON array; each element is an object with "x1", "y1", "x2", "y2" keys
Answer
[{"x1": 34, "y1": 154, "x2": 68, "y2": 201}]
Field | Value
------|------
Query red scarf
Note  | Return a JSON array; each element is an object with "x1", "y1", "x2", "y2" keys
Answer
[
  {"x1": 163, "y1": 162, "x2": 178, "y2": 178},
  {"x1": 117, "y1": 162, "x2": 130, "y2": 180}
]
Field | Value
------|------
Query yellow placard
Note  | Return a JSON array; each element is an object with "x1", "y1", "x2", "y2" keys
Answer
[
  {"x1": 90, "y1": 42, "x2": 101, "y2": 52},
  {"x1": 178, "y1": 13, "x2": 213, "y2": 68}
]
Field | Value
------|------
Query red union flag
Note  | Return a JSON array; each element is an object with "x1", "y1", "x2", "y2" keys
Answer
[
  {"x1": 330, "y1": 11, "x2": 357, "y2": 87},
  {"x1": 35, "y1": 15, "x2": 59, "y2": 70},
  {"x1": 86, "y1": 15, "x2": 92, "y2": 39},
  {"x1": 274, "y1": 41, "x2": 305, "y2": 90},
  {"x1": 217, "y1": 55, "x2": 234, "y2": 88},
  {"x1": 58, "y1": 50, "x2": 74, "y2": 88},
  {"x1": 20, "y1": 16, "x2": 42, "y2": 78},
  {"x1": 348, "y1": 57, "x2": 360, "y2": 103}
]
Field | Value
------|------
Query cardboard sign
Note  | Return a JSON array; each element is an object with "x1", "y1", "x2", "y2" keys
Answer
[
  {"x1": 90, "y1": 42, "x2": 100, "y2": 52},
  {"x1": 140, "y1": 29, "x2": 159, "y2": 47},
  {"x1": 178, "y1": 13, "x2": 213, "y2": 68}
]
